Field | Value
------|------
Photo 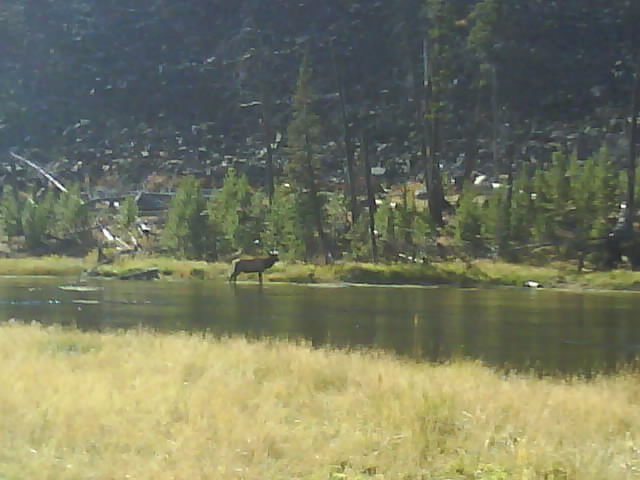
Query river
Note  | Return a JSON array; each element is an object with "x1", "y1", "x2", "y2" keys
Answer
[{"x1": 1, "y1": 276, "x2": 640, "y2": 375}]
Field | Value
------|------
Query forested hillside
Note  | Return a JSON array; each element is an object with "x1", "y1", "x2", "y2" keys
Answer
[
  {"x1": 0, "y1": 0, "x2": 639, "y2": 266},
  {"x1": 1, "y1": 1, "x2": 637, "y2": 170}
]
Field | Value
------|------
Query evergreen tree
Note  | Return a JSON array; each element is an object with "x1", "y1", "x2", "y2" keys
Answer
[
  {"x1": 411, "y1": 209, "x2": 436, "y2": 258},
  {"x1": 374, "y1": 200, "x2": 397, "y2": 260},
  {"x1": 482, "y1": 185, "x2": 506, "y2": 251},
  {"x1": 207, "y1": 168, "x2": 265, "y2": 256},
  {"x1": 467, "y1": 0, "x2": 503, "y2": 176},
  {"x1": 508, "y1": 168, "x2": 534, "y2": 245},
  {"x1": 55, "y1": 184, "x2": 92, "y2": 240},
  {"x1": 0, "y1": 186, "x2": 21, "y2": 240},
  {"x1": 261, "y1": 184, "x2": 305, "y2": 261},
  {"x1": 531, "y1": 152, "x2": 570, "y2": 245},
  {"x1": 119, "y1": 196, "x2": 139, "y2": 230},
  {"x1": 162, "y1": 176, "x2": 208, "y2": 259},
  {"x1": 22, "y1": 191, "x2": 55, "y2": 251},
  {"x1": 422, "y1": 0, "x2": 458, "y2": 227},
  {"x1": 454, "y1": 185, "x2": 483, "y2": 251},
  {"x1": 570, "y1": 147, "x2": 619, "y2": 244},
  {"x1": 285, "y1": 53, "x2": 329, "y2": 261}
]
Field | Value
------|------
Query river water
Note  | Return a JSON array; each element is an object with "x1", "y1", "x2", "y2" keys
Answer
[{"x1": 1, "y1": 276, "x2": 640, "y2": 375}]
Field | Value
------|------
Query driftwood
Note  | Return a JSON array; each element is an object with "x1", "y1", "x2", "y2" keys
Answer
[
  {"x1": 117, "y1": 268, "x2": 160, "y2": 281},
  {"x1": 9, "y1": 151, "x2": 68, "y2": 193}
]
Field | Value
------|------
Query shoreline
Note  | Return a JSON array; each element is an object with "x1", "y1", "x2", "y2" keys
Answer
[{"x1": 1, "y1": 255, "x2": 640, "y2": 292}]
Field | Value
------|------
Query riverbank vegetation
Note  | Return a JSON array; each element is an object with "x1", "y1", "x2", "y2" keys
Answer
[
  {"x1": 1, "y1": 322, "x2": 639, "y2": 479},
  {"x1": 3, "y1": 254, "x2": 640, "y2": 292}
]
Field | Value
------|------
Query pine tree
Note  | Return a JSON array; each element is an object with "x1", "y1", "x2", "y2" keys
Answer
[
  {"x1": 454, "y1": 185, "x2": 483, "y2": 251},
  {"x1": 119, "y1": 195, "x2": 139, "y2": 230},
  {"x1": 467, "y1": 0, "x2": 503, "y2": 175},
  {"x1": 509, "y1": 168, "x2": 534, "y2": 245},
  {"x1": 0, "y1": 186, "x2": 22, "y2": 240},
  {"x1": 570, "y1": 147, "x2": 619, "y2": 245},
  {"x1": 55, "y1": 184, "x2": 92, "y2": 240},
  {"x1": 482, "y1": 185, "x2": 505, "y2": 251},
  {"x1": 374, "y1": 200, "x2": 397, "y2": 260},
  {"x1": 22, "y1": 191, "x2": 55, "y2": 251},
  {"x1": 261, "y1": 184, "x2": 305, "y2": 261},
  {"x1": 531, "y1": 152, "x2": 570, "y2": 245},
  {"x1": 162, "y1": 176, "x2": 208, "y2": 259},
  {"x1": 285, "y1": 53, "x2": 329, "y2": 261},
  {"x1": 207, "y1": 168, "x2": 265, "y2": 256},
  {"x1": 422, "y1": 0, "x2": 457, "y2": 227}
]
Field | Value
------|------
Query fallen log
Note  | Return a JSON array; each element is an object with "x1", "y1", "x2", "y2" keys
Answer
[{"x1": 117, "y1": 268, "x2": 160, "y2": 281}]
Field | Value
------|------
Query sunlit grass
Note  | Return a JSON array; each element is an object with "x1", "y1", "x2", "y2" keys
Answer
[
  {"x1": 1, "y1": 322, "x2": 639, "y2": 479},
  {"x1": 4, "y1": 253, "x2": 640, "y2": 291},
  {"x1": 91, "y1": 254, "x2": 229, "y2": 280},
  {"x1": 574, "y1": 269, "x2": 640, "y2": 291},
  {"x1": 0, "y1": 256, "x2": 86, "y2": 276},
  {"x1": 467, "y1": 259, "x2": 572, "y2": 287}
]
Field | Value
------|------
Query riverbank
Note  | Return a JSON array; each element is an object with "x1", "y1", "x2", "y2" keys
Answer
[
  {"x1": 0, "y1": 322, "x2": 638, "y2": 479},
  {"x1": 2, "y1": 255, "x2": 640, "y2": 291}
]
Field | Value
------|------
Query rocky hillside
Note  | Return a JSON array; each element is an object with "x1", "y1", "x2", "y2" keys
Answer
[{"x1": 0, "y1": 0, "x2": 638, "y2": 193}]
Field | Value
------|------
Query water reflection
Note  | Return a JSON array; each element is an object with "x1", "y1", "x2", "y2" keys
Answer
[{"x1": 1, "y1": 276, "x2": 640, "y2": 374}]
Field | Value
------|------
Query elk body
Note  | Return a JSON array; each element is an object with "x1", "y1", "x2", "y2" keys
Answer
[{"x1": 228, "y1": 253, "x2": 279, "y2": 284}]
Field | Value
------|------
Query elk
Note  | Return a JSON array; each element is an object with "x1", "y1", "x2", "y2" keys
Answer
[{"x1": 228, "y1": 253, "x2": 279, "y2": 284}]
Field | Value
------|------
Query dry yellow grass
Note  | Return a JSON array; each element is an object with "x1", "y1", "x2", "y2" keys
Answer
[{"x1": 1, "y1": 323, "x2": 640, "y2": 479}]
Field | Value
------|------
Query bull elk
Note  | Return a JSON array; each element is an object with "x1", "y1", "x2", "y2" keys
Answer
[{"x1": 228, "y1": 253, "x2": 279, "y2": 284}]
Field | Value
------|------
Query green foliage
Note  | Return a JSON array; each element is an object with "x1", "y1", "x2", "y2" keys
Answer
[
  {"x1": 343, "y1": 215, "x2": 372, "y2": 261},
  {"x1": 423, "y1": 0, "x2": 457, "y2": 100},
  {"x1": 509, "y1": 169, "x2": 534, "y2": 245},
  {"x1": 482, "y1": 185, "x2": 505, "y2": 250},
  {"x1": 467, "y1": 0, "x2": 500, "y2": 59},
  {"x1": 294, "y1": 188, "x2": 328, "y2": 260},
  {"x1": 474, "y1": 463, "x2": 511, "y2": 480},
  {"x1": 480, "y1": 170, "x2": 533, "y2": 259},
  {"x1": 207, "y1": 168, "x2": 265, "y2": 257},
  {"x1": 1, "y1": 186, "x2": 22, "y2": 238},
  {"x1": 531, "y1": 152, "x2": 571, "y2": 244},
  {"x1": 531, "y1": 148, "x2": 621, "y2": 249},
  {"x1": 412, "y1": 209, "x2": 436, "y2": 252},
  {"x1": 374, "y1": 200, "x2": 397, "y2": 257},
  {"x1": 568, "y1": 147, "x2": 619, "y2": 263},
  {"x1": 261, "y1": 184, "x2": 305, "y2": 261},
  {"x1": 286, "y1": 53, "x2": 323, "y2": 186},
  {"x1": 162, "y1": 176, "x2": 208, "y2": 259},
  {"x1": 22, "y1": 191, "x2": 55, "y2": 251},
  {"x1": 119, "y1": 196, "x2": 139, "y2": 230},
  {"x1": 55, "y1": 185, "x2": 92, "y2": 239},
  {"x1": 325, "y1": 192, "x2": 355, "y2": 257},
  {"x1": 287, "y1": 54, "x2": 322, "y2": 165},
  {"x1": 374, "y1": 192, "x2": 436, "y2": 261},
  {"x1": 465, "y1": 148, "x2": 622, "y2": 264},
  {"x1": 285, "y1": 53, "x2": 328, "y2": 259},
  {"x1": 454, "y1": 186, "x2": 484, "y2": 250}
]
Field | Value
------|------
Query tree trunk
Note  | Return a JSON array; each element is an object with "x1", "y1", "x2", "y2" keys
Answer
[
  {"x1": 490, "y1": 63, "x2": 502, "y2": 176},
  {"x1": 361, "y1": 132, "x2": 378, "y2": 262},
  {"x1": 303, "y1": 133, "x2": 329, "y2": 263},
  {"x1": 257, "y1": 47, "x2": 276, "y2": 205},
  {"x1": 330, "y1": 41, "x2": 359, "y2": 225},
  {"x1": 459, "y1": 86, "x2": 482, "y2": 191},
  {"x1": 625, "y1": 64, "x2": 639, "y2": 229},
  {"x1": 498, "y1": 161, "x2": 514, "y2": 258},
  {"x1": 422, "y1": 36, "x2": 445, "y2": 227}
]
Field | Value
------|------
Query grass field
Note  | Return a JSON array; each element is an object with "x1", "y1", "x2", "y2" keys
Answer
[{"x1": 1, "y1": 322, "x2": 639, "y2": 479}]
